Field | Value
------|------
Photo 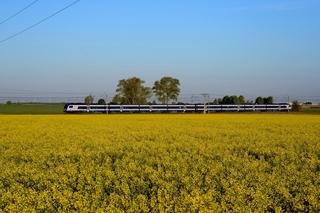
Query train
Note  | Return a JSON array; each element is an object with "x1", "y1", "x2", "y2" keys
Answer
[{"x1": 64, "y1": 103, "x2": 292, "y2": 113}]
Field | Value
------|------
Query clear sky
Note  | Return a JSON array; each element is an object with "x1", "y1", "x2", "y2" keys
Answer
[{"x1": 0, "y1": 0, "x2": 319, "y2": 100}]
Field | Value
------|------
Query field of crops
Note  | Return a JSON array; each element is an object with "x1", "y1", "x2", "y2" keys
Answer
[{"x1": 0, "y1": 114, "x2": 319, "y2": 212}]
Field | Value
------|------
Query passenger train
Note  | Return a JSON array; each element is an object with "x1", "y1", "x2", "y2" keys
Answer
[{"x1": 64, "y1": 103, "x2": 292, "y2": 113}]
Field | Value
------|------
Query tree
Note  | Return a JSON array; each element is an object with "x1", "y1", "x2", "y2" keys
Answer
[
  {"x1": 84, "y1": 95, "x2": 94, "y2": 105},
  {"x1": 230, "y1": 96, "x2": 239, "y2": 104},
  {"x1": 153, "y1": 76, "x2": 180, "y2": 104},
  {"x1": 113, "y1": 77, "x2": 151, "y2": 104},
  {"x1": 238, "y1": 95, "x2": 245, "y2": 104},
  {"x1": 112, "y1": 94, "x2": 122, "y2": 104},
  {"x1": 219, "y1": 95, "x2": 246, "y2": 104},
  {"x1": 222, "y1": 96, "x2": 231, "y2": 104},
  {"x1": 98, "y1": 99, "x2": 106, "y2": 105},
  {"x1": 255, "y1": 96, "x2": 264, "y2": 104},
  {"x1": 265, "y1": 96, "x2": 273, "y2": 104}
]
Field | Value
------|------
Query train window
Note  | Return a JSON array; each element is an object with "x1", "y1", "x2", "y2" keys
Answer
[
  {"x1": 123, "y1": 105, "x2": 139, "y2": 109},
  {"x1": 109, "y1": 105, "x2": 121, "y2": 109},
  {"x1": 139, "y1": 106, "x2": 150, "y2": 109},
  {"x1": 151, "y1": 105, "x2": 166, "y2": 109},
  {"x1": 207, "y1": 105, "x2": 220, "y2": 108},
  {"x1": 168, "y1": 106, "x2": 183, "y2": 109},
  {"x1": 90, "y1": 106, "x2": 106, "y2": 109}
]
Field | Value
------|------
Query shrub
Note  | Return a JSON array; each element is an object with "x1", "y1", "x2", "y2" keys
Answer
[
  {"x1": 98, "y1": 99, "x2": 106, "y2": 105},
  {"x1": 292, "y1": 101, "x2": 302, "y2": 112}
]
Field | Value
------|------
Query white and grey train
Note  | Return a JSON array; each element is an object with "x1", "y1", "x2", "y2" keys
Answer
[{"x1": 64, "y1": 103, "x2": 292, "y2": 113}]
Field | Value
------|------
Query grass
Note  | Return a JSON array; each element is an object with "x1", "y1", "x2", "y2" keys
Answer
[
  {"x1": 301, "y1": 104, "x2": 320, "y2": 114},
  {"x1": 0, "y1": 114, "x2": 319, "y2": 212},
  {"x1": 0, "y1": 103, "x2": 64, "y2": 114}
]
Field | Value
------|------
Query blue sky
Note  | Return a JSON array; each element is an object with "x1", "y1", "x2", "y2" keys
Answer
[{"x1": 0, "y1": 0, "x2": 319, "y2": 100}]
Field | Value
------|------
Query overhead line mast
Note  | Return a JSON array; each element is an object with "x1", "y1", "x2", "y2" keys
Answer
[{"x1": 200, "y1": 93, "x2": 209, "y2": 114}]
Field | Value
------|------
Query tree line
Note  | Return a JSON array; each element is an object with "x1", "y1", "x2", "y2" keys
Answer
[
  {"x1": 84, "y1": 76, "x2": 275, "y2": 105},
  {"x1": 211, "y1": 96, "x2": 274, "y2": 105},
  {"x1": 85, "y1": 76, "x2": 180, "y2": 105}
]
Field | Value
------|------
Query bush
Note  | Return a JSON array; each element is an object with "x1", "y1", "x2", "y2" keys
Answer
[
  {"x1": 292, "y1": 101, "x2": 302, "y2": 112},
  {"x1": 98, "y1": 99, "x2": 106, "y2": 105}
]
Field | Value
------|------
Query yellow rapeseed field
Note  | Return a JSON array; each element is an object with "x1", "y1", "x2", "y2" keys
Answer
[{"x1": 0, "y1": 114, "x2": 319, "y2": 212}]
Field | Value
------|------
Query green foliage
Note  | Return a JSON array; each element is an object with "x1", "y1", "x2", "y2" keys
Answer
[
  {"x1": 113, "y1": 77, "x2": 151, "y2": 104},
  {"x1": 111, "y1": 94, "x2": 122, "y2": 104},
  {"x1": 84, "y1": 95, "x2": 94, "y2": 105},
  {"x1": 222, "y1": 96, "x2": 230, "y2": 104},
  {"x1": 255, "y1": 96, "x2": 264, "y2": 104},
  {"x1": 97, "y1": 99, "x2": 106, "y2": 105},
  {"x1": 292, "y1": 101, "x2": 302, "y2": 112},
  {"x1": 238, "y1": 95, "x2": 245, "y2": 104},
  {"x1": 213, "y1": 96, "x2": 271, "y2": 105},
  {"x1": 256, "y1": 96, "x2": 274, "y2": 104},
  {"x1": 219, "y1": 95, "x2": 246, "y2": 104},
  {"x1": 264, "y1": 96, "x2": 274, "y2": 104},
  {"x1": 153, "y1": 77, "x2": 180, "y2": 104}
]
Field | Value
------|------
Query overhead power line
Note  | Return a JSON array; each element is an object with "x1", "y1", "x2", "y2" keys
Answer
[
  {"x1": 0, "y1": 0, "x2": 81, "y2": 44},
  {"x1": 0, "y1": 0, "x2": 40, "y2": 25}
]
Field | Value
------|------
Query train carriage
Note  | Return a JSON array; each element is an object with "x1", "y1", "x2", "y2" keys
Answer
[{"x1": 64, "y1": 103, "x2": 292, "y2": 113}]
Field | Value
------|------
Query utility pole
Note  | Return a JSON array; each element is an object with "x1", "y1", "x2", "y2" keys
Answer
[{"x1": 201, "y1": 93, "x2": 209, "y2": 114}]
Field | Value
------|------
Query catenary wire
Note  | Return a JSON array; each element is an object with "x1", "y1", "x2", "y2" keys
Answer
[
  {"x1": 0, "y1": 0, "x2": 40, "y2": 25},
  {"x1": 0, "y1": 0, "x2": 81, "y2": 44}
]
